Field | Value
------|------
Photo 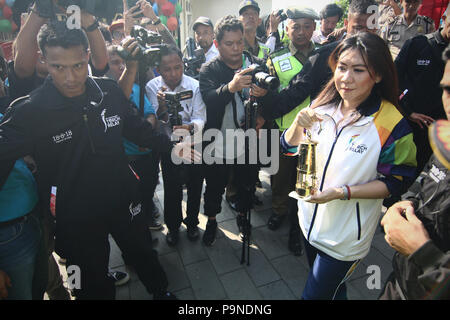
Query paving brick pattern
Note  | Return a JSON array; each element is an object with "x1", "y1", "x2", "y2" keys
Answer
[{"x1": 51, "y1": 169, "x2": 395, "y2": 300}]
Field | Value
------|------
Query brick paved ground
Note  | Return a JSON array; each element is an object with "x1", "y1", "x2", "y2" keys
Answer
[{"x1": 50, "y1": 168, "x2": 395, "y2": 300}]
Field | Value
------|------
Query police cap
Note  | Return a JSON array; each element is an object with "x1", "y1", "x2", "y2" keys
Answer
[{"x1": 286, "y1": 6, "x2": 319, "y2": 21}]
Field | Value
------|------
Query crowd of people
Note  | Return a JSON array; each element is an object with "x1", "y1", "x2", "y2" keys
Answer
[{"x1": 0, "y1": 0, "x2": 448, "y2": 301}]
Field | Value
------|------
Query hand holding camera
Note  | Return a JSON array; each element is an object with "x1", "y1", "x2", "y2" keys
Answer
[{"x1": 228, "y1": 68, "x2": 253, "y2": 93}]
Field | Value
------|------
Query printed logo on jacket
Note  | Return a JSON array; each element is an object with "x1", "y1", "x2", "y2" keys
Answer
[
  {"x1": 101, "y1": 109, "x2": 121, "y2": 132},
  {"x1": 346, "y1": 134, "x2": 368, "y2": 154},
  {"x1": 52, "y1": 130, "x2": 73, "y2": 144}
]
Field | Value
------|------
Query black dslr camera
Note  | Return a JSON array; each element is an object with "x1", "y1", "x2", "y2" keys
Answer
[
  {"x1": 276, "y1": 9, "x2": 288, "y2": 22},
  {"x1": 117, "y1": 26, "x2": 162, "y2": 68},
  {"x1": 164, "y1": 90, "x2": 193, "y2": 127},
  {"x1": 248, "y1": 64, "x2": 280, "y2": 91},
  {"x1": 183, "y1": 37, "x2": 205, "y2": 80}
]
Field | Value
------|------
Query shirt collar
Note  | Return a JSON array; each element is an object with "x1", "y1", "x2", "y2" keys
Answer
[{"x1": 160, "y1": 74, "x2": 189, "y2": 92}]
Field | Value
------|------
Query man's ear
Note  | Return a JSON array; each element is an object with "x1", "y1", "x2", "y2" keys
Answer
[
  {"x1": 344, "y1": 18, "x2": 348, "y2": 28},
  {"x1": 213, "y1": 39, "x2": 218, "y2": 48},
  {"x1": 38, "y1": 51, "x2": 46, "y2": 65}
]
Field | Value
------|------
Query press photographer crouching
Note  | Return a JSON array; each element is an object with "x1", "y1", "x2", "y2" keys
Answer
[
  {"x1": 198, "y1": 15, "x2": 275, "y2": 247},
  {"x1": 146, "y1": 45, "x2": 206, "y2": 246}
]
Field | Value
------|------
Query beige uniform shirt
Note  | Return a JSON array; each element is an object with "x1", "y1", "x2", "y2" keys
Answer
[{"x1": 380, "y1": 14, "x2": 435, "y2": 60}]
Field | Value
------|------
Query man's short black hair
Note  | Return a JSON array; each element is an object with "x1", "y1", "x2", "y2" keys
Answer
[
  {"x1": 348, "y1": 0, "x2": 378, "y2": 15},
  {"x1": 159, "y1": 44, "x2": 183, "y2": 61},
  {"x1": 320, "y1": 3, "x2": 344, "y2": 20},
  {"x1": 214, "y1": 15, "x2": 243, "y2": 43},
  {"x1": 38, "y1": 21, "x2": 89, "y2": 57}
]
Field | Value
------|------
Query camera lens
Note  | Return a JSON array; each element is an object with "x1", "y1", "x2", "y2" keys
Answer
[{"x1": 255, "y1": 72, "x2": 280, "y2": 90}]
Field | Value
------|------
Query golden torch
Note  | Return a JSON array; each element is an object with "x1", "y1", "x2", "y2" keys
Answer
[{"x1": 295, "y1": 129, "x2": 318, "y2": 198}]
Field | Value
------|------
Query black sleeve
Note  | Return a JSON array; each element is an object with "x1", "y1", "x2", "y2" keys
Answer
[
  {"x1": 116, "y1": 86, "x2": 171, "y2": 153},
  {"x1": 395, "y1": 38, "x2": 415, "y2": 117},
  {"x1": 7, "y1": 62, "x2": 41, "y2": 102},
  {"x1": 0, "y1": 102, "x2": 35, "y2": 189},
  {"x1": 199, "y1": 62, "x2": 234, "y2": 115},
  {"x1": 258, "y1": 55, "x2": 314, "y2": 120}
]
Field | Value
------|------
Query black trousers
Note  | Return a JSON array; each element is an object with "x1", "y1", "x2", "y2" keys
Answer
[
  {"x1": 203, "y1": 162, "x2": 258, "y2": 216},
  {"x1": 60, "y1": 204, "x2": 168, "y2": 300},
  {"x1": 160, "y1": 152, "x2": 204, "y2": 231},
  {"x1": 128, "y1": 152, "x2": 160, "y2": 222}
]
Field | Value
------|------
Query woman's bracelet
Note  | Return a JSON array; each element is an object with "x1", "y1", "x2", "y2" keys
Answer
[{"x1": 340, "y1": 185, "x2": 351, "y2": 200}]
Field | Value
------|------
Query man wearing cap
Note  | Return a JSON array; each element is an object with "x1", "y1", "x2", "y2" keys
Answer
[
  {"x1": 238, "y1": 0, "x2": 271, "y2": 60},
  {"x1": 110, "y1": 19, "x2": 126, "y2": 45},
  {"x1": 264, "y1": 7, "x2": 319, "y2": 255},
  {"x1": 193, "y1": 17, "x2": 219, "y2": 63}
]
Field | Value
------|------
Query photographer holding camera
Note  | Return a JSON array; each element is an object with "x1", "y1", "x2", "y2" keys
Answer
[
  {"x1": 146, "y1": 45, "x2": 206, "y2": 246},
  {"x1": 198, "y1": 15, "x2": 274, "y2": 247}
]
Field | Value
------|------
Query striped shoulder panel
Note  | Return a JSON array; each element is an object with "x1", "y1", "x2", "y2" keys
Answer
[{"x1": 370, "y1": 100, "x2": 404, "y2": 147}]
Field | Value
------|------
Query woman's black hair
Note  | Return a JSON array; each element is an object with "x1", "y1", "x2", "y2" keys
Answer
[{"x1": 312, "y1": 32, "x2": 400, "y2": 115}]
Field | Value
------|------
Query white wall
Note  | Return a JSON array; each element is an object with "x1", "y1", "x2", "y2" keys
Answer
[
  {"x1": 178, "y1": 0, "x2": 334, "y2": 47},
  {"x1": 187, "y1": 0, "x2": 272, "y2": 37},
  {"x1": 272, "y1": 0, "x2": 334, "y2": 16}
]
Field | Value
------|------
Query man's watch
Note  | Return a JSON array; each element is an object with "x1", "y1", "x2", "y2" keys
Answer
[
  {"x1": 152, "y1": 18, "x2": 161, "y2": 26},
  {"x1": 84, "y1": 19, "x2": 100, "y2": 32}
]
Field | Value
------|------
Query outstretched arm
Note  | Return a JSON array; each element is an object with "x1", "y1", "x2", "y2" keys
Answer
[
  {"x1": 13, "y1": 5, "x2": 47, "y2": 79},
  {"x1": 81, "y1": 11, "x2": 108, "y2": 72}
]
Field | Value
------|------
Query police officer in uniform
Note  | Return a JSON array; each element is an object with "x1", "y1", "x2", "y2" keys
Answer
[
  {"x1": 378, "y1": 0, "x2": 402, "y2": 28},
  {"x1": 264, "y1": 7, "x2": 319, "y2": 255},
  {"x1": 380, "y1": 0, "x2": 435, "y2": 59},
  {"x1": 226, "y1": 0, "x2": 271, "y2": 211},
  {"x1": 239, "y1": 0, "x2": 271, "y2": 60}
]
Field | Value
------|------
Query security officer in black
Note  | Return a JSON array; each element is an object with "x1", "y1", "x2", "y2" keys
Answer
[
  {"x1": 0, "y1": 23, "x2": 176, "y2": 300},
  {"x1": 395, "y1": 12, "x2": 450, "y2": 175}
]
